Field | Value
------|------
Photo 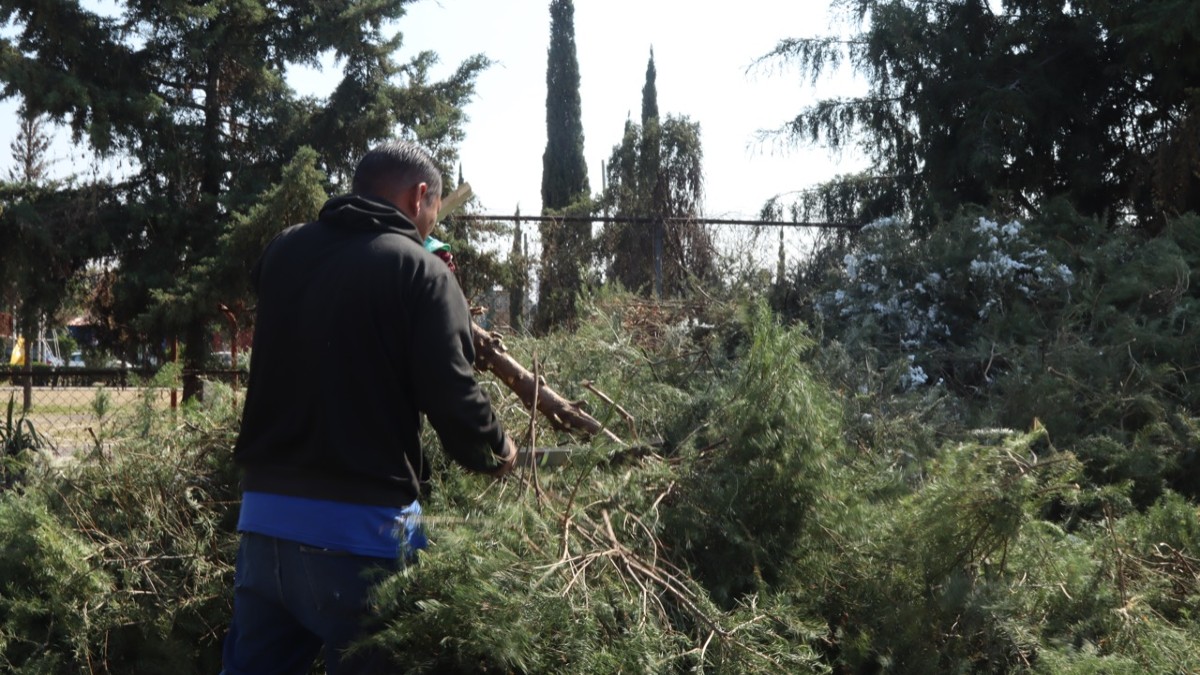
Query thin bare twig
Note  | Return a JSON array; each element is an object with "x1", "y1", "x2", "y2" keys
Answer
[{"x1": 581, "y1": 379, "x2": 638, "y2": 441}]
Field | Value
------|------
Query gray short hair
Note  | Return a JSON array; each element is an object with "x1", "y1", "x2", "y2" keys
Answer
[{"x1": 352, "y1": 140, "x2": 443, "y2": 204}]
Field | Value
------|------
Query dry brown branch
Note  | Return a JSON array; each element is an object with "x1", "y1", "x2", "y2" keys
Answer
[
  {"x1": 471, "y1": 322, "x2": 625, "y2": 446},
  {"x1": 559, "y1": 465, "x2": 593, "y2": 560},
  {"x1": 595, "y1": 509, "x2": 726, "y2": 637}
]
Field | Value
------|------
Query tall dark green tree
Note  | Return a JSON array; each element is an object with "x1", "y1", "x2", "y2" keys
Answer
[
  {"x1": 602, "y1": 50, "x2": 711, "y2": 297},
  {"x1": 761, "y1": 0, "x2": 1200, "y2": 231},
  {"x1": 536, "y1": 0, "x2": 591, "y2": 332},
  {"x1": 540, "y1": 0, "x2": 590, "y2": 211},
  {"x1": 508, "y1": 208, "x2": 528, "y2": 333},
  {"x1": 0, "y1": 1, "x2": 487, "y2": 396},
  {"x1": 1, "y1": 105, "x2": 52, "y2": 335}
]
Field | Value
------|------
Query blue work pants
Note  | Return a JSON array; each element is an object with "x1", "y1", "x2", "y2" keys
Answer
[{"x1": 220, "y1": 532, "x2": 401, "y2": 675}]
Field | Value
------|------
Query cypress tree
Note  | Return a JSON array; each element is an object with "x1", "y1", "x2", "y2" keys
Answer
[
  {"x1": 640, "y1": 47, "x2": 659, "y2": 127},
  {"x1": 535, "y1": 0, "x2": 591, "y2": 333},
  {"x1": 639, "y1": 49, "x2": 664, "y2": 297},
  {"x1": 541, "y1": 0, "x2": 590, "y2": 210}
]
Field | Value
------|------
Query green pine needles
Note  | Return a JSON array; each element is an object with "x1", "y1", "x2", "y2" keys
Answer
[{"x1": 4, "y1": 287, "x2": 1200, "y2": 672}]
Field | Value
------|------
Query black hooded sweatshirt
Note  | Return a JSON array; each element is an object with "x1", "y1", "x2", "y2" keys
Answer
[{"x1": 233, "y1": 194, "x2": 507, "y2": 507}]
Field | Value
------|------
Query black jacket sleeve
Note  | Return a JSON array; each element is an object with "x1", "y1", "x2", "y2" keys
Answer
[{"x1": 407, "y1": 265, "x2": 507, "y2": 473}]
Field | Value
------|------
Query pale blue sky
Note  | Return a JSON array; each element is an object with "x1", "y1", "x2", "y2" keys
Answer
[{"x1": 0, "y1": 0, "x2": 867, "y2": 219}]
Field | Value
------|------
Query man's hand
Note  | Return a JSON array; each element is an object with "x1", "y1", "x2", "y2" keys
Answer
[{"x1": 490, "y1": 435, "x2": 518, "y2": 478}]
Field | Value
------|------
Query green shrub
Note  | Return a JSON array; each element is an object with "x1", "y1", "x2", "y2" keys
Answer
[
  {"x1": 2, "y1": 394, "x2": 47, "y2": 489},
  {"x1": 659, "y1": 303, "x2": 845, "y2": 607},
  {"x1": 0, "y1": 398, "x2": 239, "y2": 673},
  {"x1": 5, "y1": 287, "x2": 1200, "y2": 673},
  {"x1": 0, "y1": 491, "x2": 112, "y2": 674}
]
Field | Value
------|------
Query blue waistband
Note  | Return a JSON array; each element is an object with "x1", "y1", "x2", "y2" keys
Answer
[{"x1": 237, "y1": 491, "x2": 426, "y2": 561}]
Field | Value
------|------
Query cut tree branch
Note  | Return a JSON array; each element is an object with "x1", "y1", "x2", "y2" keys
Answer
[{"x1": 471, "y1": 322, "x2": 624, "y2": 446}]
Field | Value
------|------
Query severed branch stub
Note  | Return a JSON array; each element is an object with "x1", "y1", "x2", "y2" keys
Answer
[{"x1": 470, "y1": 321, "x2": 625, "y2": 446}]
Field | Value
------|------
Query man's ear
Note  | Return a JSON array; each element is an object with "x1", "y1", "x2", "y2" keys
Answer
[{"x1": 397, "y1": 181, "x2": 428, "y2": 219}]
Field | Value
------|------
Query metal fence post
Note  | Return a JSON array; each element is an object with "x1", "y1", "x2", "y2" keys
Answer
[{"x1": 653, "y1": 216, "x2": 664, "y2": 299}]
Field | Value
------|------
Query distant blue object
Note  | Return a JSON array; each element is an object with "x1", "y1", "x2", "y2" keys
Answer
[
  {"x1": 423, "y1": 236, "x2": 451, "y2": 253},
  {"x1": 395, "y1": 501, "x2": 428, "y2": 563}
]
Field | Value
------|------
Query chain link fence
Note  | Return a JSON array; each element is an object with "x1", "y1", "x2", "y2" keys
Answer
[
  {"x1": 4, "y1": 216, "x2": 849, "y2": 452},
  {"x1": 460, "y1": 212, "x2": 844, "y2": 272},
  {"x1": 458, "y1": 213, "x2": 849, "y2": 329},
  {"x1": 1, "y1": 367, "x2": 244, "y2": 456}
]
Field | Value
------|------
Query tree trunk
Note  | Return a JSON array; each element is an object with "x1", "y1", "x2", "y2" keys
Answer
[{"x1": 181, "y1": 319, "x2": 207, "y2": 402}]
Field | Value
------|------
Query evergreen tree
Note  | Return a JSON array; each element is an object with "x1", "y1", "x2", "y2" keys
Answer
[
  {"x1": 540, "y1": 0, "x2": 590, "y2": 211},
  {"x1": 535, "y1": 0, "x2": 591, "y2": 332},
  {"x1": 602, "y1": 50, "x2": 712, "y2": 297},
  {"x1": 0, "y1": 102, "x2": 105, "y2": 368},
  {"x1": 508, "y1": 208, "x2": 527, "y2": 333},
  {"x1": 6, "y1": 107, "x2": 51, "y2": 184},
  {"x1": 534, "y1": 199, "x2": 592, "y2": 333},
  {"x1": 761, "y1": 0, "x2": 1200, "y2": 231},
  {"x1": 0, "y1": 1, "x2": 487, "y2": 396},
  {"x1": 637, "y1": 50, "x2": 664, "y2": 296},
  {"x1": 1, "y1": 105, "x2": 52, "y2": 330},
  {"x1": 640, "y1": 48, "x2": 659, "y2": 124}
]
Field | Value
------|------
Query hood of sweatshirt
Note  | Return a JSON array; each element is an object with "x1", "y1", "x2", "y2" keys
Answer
[{"x1": 317, "y1": 194, "x2": 423, "y2": 245}]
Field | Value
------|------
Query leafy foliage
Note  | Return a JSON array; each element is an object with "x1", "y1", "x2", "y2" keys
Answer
[
  {"x1": 780, "y1": 207, "x2": 1200, "y2": 503},
  {"x1": 0, "y1": 385, "x2": 238, "y2": 674},
  {"x1": 661, "y1": 304, "x2": 844, "y2": 606},
  {"x1": 534, "y1": 197, "x2": 595, "y2": 333},
  {"x1": 1, "y1": 394, "x2": 46, "y2": 489},
  {"x1": 0, "y1": 180, "x2": 121, "y2": 339},
  {"x1": 761, "y1": 0, "x2": 1200, "y2": 229},
  {"x1": 5, "y1": 288, "x2": 1200, "y2": 672},
  {"x1": 803, "y1": 212, "x2": 1075, "y2": 396}
]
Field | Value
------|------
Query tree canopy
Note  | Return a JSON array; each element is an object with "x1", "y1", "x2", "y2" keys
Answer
[
  {"x1": 763, "y1": 0, "x2": 1200, "y2": 231},
  {"x1": 602, "y1": 50, "x2": 711, "y2": 297},
  {"x1": 0, "y1": 0, "x2": 487, "y2": 391}
]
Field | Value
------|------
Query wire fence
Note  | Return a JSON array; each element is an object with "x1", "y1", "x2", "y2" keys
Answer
[
  {"x1": 457, "y1": 213, "x2": 850, "y2": 329},
  {"x1": 458, "y1": 214, "x2": 852, "y2": 275},
  {"x1": 3, "y1": 216, "x2": 853, "y2": 452},
  {"x1": 1, "y1": 367, "x2": 244, "y2": 457}
]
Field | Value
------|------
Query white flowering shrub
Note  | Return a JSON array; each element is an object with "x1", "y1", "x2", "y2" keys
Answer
[{"x1": 815, "y1": 214, "x2": 1075, "y2": 390}]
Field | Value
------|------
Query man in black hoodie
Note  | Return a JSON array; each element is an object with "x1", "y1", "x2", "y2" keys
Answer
[{"x1": 221, "y1": 140, "x2": 517, "y2": 675}]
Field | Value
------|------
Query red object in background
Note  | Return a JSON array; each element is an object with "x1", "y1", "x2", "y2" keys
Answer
[
  {"x1": 0, "y1": 312, "x2": 12, "y2": 339},
  {"x1": 434, "y1": 249, "x2": 456, "y2": 273}
]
